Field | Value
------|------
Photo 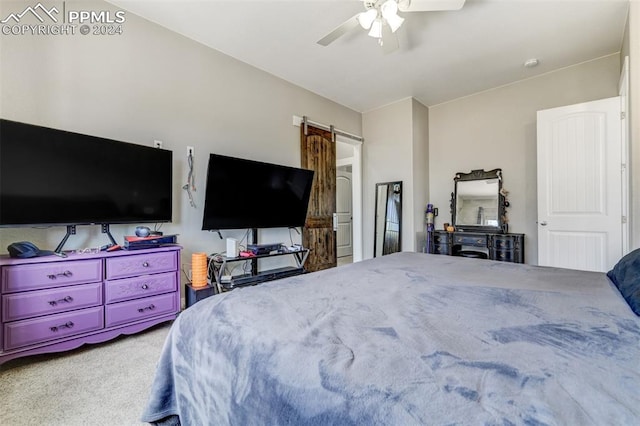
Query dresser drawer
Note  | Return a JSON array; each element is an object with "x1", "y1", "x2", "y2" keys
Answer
[
  {"x1": 104, "y1": 272, "x2": 177, "y2": 304},
  {"x1": 105, "y1": 292, "x2": 178, "y2": 328},
  {"x1": 453, "y1": 234, "x2": 488, "y2": 247},
  {"x1": 490, "y1": 249, "x2": 517, "y2": 262},
  {"x1": 105, "y1": 251, "x2": 177, "y2": 280},
  {"x1": 2, "y1": 282, "x2": 103, "y2": 322},
  {"x1": 432, "y1": 232, "x2": 450, "y2": 245},
  {"x1": 433, "y1": 244, "x2": 450, "y2": 255},
  {"x1": 2, "y1": 259, "x2": 103, "y2": 293},
  {"x1": 491, "y1": 237, "x2": 516, "y2": 249},
  {"x1": 4, "y1": 306, "x2": 104, "y2": 350}
]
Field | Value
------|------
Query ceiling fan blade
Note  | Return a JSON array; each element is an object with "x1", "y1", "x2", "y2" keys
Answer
[
  {"x1": 381, "y1": 25, "x2": 399, "y2": 55},
  {"x1": 398, "y1": 0, "x2": 466, "y2": 12},
  {"x1": 317, "y1": 14, "x2": 361, "y2": 46}
]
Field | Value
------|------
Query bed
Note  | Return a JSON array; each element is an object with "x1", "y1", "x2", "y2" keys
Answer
[{"x1": 141, "y1": 252, "x2": 640, "y2": 425}]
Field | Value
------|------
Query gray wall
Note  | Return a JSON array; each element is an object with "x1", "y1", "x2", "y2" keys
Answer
[
  {"x1": 362, "y1": 98, "x2": 429, "y2": 258},
  {"x1": 428, "y1": 54, "x2": 621, "y2": 264},
  {"x1": 362, "y1": 99, "x2": 414, "y2": 258},
  {"x1": 0, "y1": 1, "x2": 361, "y2": 279},
  {"x1": 411, "y1": 99, "x2": 430, "y2": 252}
]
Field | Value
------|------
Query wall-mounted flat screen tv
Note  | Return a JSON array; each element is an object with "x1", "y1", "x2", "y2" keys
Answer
[
  {"x1": 202, "y1": 154, "x2": 314, "y2": 230},
  {"x1": 0, "y1": 119, "x2": 173, "y2": 227}
]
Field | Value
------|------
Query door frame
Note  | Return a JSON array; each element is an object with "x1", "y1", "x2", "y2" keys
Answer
[
  {"x1": 336, "y1": 164, "x2": 353, "y2": 258},
  {"x1": 336, "y1": 137, "x2": 363, "y2": 262},
  {"x1": 619, "y1": 56, "x2": 630, "y2": 255},
  {"x1": 294, "y1": 116, "x2": 363, "y2": 263}
]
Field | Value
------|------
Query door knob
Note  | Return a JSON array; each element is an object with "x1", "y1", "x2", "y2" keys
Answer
[{"x1": 539, "y1": 221, "x2": 547, "y2": 226}]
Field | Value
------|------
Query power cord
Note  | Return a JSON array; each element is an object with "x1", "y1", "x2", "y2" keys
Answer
[
  {"x1": 288, "y1": 226, "x2": 301, "y2": 246},
  {"x1": 239, "y1": 229, "x2": 250, "y2": 247},
  {"x1": 183, "y1": 151, "x2": 196, "y2": 208},
  {"x1": 208, "y1": 254, "x2": 222, "y2": 294}
]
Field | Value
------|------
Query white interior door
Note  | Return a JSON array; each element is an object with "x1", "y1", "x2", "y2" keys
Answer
[
  {"x1": 336, "y1": 169, "x2": 353, "y2": 258},
  {"x1": 537, "y1": 96, "x2": 622, "y2": 272}
]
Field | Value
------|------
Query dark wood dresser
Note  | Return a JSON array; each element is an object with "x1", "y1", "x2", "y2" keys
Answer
[{"x1": 429, "y1": 230, "x2": 525, "y2": 263}]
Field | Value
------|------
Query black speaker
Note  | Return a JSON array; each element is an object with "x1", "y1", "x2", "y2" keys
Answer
[{"x1": 185, "y1": 284, "x2": 216, "y2": 308}]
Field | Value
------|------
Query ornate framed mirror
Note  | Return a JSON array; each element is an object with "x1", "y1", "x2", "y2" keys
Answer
[
  {"x1": 374, "y1": 181, "x2": 402, "y2": 257},
  {"x1": 451, "y1": 169, "x2": 507, "y2": 233}
]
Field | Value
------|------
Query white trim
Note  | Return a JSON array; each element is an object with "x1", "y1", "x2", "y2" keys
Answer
[
  {"x1": 619, "y1": 56, "x2": 631, "y2": 255},
  {"x1": 336, "y1": 137, "x2": 363, "y2": 263},
  {"x1": 337, "y1": 156, "x2": 355, "y2": 167}
]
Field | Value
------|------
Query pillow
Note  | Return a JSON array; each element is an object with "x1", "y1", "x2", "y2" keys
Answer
[{"x1": 607, "y1": 248, "x2": 640, "y2": 316}]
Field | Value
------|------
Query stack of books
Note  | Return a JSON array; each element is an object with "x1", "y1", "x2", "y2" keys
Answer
[{"x1": 124, "y1": 234, "x2": 178, "y2": 250}]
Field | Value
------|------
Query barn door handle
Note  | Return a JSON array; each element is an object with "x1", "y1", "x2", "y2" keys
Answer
[{"x1": 332, "y1": 213, "x2": 338, "y2": 231}]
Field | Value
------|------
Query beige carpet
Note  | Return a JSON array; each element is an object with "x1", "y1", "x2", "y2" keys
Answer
[{"x1": 0, "y1": 322, "x2": 172, "y2": 426}]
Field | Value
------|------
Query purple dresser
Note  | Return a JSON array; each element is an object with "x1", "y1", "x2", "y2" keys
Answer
[{"x1": 0, "y1": 246, "x2": 181, "y2": 364}]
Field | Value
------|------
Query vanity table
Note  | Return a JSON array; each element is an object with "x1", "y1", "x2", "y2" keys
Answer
[
  {"x1": 430, "y1": 230, "x2": 525, "y2": 263},
  {"x1": 428, "y1": 169, "x2": 525, "y2": 263}
]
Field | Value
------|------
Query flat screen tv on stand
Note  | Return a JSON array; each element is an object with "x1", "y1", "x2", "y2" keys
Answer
[
  {"x1": 201, "y1": 153, "x2": 315, "y2": 232},
  {"x1": 202, "y1": 154, "x2": 314, "y2": 274},
  {"x1": 0, "y1": 119, "x2": 173, "y2": 255},
  {"x1": 201, "y1": 153, "x2": 314, "y2": 277}
]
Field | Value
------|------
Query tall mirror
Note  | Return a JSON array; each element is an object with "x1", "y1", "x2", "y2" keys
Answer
[
  {"x1": 451, "y1": 169, "x2": 507, "y2": 233},
  {"x1": 374, "y1": 181, "x2": 402, "y2": 257}
]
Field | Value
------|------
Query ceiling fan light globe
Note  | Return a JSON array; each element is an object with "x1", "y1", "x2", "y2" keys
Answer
[
  {"x1": 368, "y1": 18, "x2": 383, "y2": 38},
  {"x1": 386, "y1": 14, "x2": 404, "y2": 32},
  {"x1": 397, "y1": 0, "x2": 411, "y2": 12},
  {"x1": 357, "y1": 9, "x2": 378, "y2": 30},
  {"x1": 381, "y1": 0, "x2": 399, "y2": 19}
]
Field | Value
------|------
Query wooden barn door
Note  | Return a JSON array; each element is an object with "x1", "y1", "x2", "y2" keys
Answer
[{"x1": 301, "y1": 123, "x2": 337, "y2": 272}]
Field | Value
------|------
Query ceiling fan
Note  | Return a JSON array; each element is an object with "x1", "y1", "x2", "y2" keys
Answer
[{"x1": 317, "y1": 0, "x2": 466, "y2": 53}]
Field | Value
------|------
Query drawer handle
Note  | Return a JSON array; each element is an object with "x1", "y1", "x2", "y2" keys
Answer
[
  {"x1": 50, "y1": 321, "x2": 74, "y2": 332},
  {"x1": 138, "y1": 304, "x2": 156, "y2": 313},
  {"x1": 141, "y1": 284, "x2": 149, "y2": 290},
  {"x1": 476, "y1": 239, "x2": 483, "y2": 244},
  {"x1": 47, "y1": 271, "x2": 73, "y2": 280},
  {"x1": 48, "y1": 296, "x2": 74, "y2": 306},
  {"x1": 142, "y1": 262, "x2": 150, "y2": 267}
]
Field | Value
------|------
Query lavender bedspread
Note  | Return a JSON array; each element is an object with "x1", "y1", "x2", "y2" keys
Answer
[{"x1": 142, "y1": 252, "x2": 640, "y2": 425}]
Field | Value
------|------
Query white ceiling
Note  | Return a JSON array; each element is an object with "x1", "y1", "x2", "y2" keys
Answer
[{"x1": 106, "y1": 0, "x2": 629, "y2": 112}]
